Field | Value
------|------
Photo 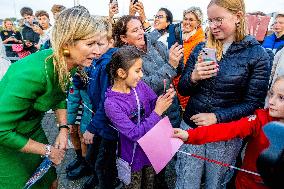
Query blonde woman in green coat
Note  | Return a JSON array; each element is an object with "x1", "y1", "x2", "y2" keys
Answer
[{"x1": 0, "y1": 6, "x2": 105, "y2": 189}]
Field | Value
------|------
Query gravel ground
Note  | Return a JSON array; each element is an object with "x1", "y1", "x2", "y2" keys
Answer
[{"x1": 42, "y1": 113, "x2": 89, "y2": 189}]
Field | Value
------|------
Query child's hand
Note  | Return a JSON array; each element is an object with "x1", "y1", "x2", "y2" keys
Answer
[
  {"x1": 83, "y1": 130, "x2": 94, "y2": 144},
  {"x1": 154, "y1": 88, "x2": 175, "y2": 116},
  {"x1": 172, "y1": 128, "x2": 188, "y2": 142}
]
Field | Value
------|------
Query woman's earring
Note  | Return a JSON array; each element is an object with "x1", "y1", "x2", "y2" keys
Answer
[{"x1": 63, "y1": 49, "x2": 70, "y2": 57}]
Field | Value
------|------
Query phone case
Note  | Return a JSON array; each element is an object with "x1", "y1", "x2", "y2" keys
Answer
[{"x1": 200, "y1": 48, "x2": 217, "y2": 62}]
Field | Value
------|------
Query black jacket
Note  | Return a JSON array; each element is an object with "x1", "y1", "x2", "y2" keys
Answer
[
  {"x1": 179, "y1": 36, "x2": 271, "y2": 128},
  {"x1": 21, "y1": 24, "x2": 40, "y2": 53}
]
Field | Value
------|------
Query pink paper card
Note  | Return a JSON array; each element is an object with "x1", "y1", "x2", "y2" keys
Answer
[{"x1": 138, "y1": 117, "x2": 183, "y2": 173}]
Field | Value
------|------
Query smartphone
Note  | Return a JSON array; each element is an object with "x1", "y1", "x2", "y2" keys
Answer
[
  {"x1": 168, "y1": 23, "x2": 183, "y2": 49},
  {"x1": 32, "y1": 20, "x2": 40, "y2": 27},
  {"x1": 174, "y1": 23, "x2": 183, "y2": 46},
  {"x1": 200, "y1": 48, "x2": 217, "y2": 62}
]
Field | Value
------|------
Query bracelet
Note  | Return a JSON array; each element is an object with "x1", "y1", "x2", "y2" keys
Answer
[
  {"x1": 58, "y1": 125, "x2": 70, "y2": 131},
  {"x1": 42, "y1": 144, "x2": 51, "y2": 158}
]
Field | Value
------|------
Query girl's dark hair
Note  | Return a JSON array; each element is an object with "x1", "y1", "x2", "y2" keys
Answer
[
  {"x1": 113, "y1": 15, "x2": 141, "y2": 47},
  {"x1": 159, "y1": 8, "x2": 173, "y2": 24},
  {"x1": 107, "y1": 46, "x2": 144, "y2": 85}
]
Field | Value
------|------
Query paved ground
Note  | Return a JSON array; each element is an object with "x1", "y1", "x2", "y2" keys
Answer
[{"x1": 42, "y1": 113, "x2": 89, "y2": 189}]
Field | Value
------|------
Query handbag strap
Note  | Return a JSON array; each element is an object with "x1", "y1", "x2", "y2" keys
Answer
[{"x1": 130, "y1": 88, "x2": 140, "y2": 165}]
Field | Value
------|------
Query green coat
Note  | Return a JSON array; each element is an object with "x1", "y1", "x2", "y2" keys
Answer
[{"x1": 0, "y1": 49, "x2": 66, "y2": 189}]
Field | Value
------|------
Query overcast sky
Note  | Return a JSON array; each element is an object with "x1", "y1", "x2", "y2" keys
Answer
[{"x1": 1, "y1": 0, "x2": 283, "y2": 22}]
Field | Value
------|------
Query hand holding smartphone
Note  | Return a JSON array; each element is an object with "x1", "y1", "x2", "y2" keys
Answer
[
  {"x1": 192, "y1": 48, "x2": 219, "y2": 82},
  {"x1": 200, "y1": 48, "x2": 217, "y2": 62}
]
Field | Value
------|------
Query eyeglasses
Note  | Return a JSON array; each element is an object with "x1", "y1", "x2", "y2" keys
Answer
[
  {"x1": 206, "y1": 17, "x2": 224, "y2": 27},
  {"x1": 154, "y1": 15, "x2": 166, "y2": 19}
]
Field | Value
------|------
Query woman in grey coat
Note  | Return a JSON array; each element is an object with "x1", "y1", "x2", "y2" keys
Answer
[{"x1": 113, "y1": 15, "x2": 183, "y2": 128}]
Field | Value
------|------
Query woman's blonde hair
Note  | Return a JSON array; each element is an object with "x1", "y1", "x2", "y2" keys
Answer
[
  {"x1": 206, "y1": 0, "x2": 246, "y2": 60},
  {"x1": 51, "y1": 6, "x2": 99, "y2": 90},
  {"x1": 183, "y1": 7, "x2": 203, "y2": 26},
  {"x1": 2, "y1": 18, "x2": 17, "y2": 32}
]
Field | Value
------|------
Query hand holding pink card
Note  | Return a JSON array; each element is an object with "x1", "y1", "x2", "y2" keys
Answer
[{"x1": 138, "y1": 117, "x2": 183, "y2": 173}]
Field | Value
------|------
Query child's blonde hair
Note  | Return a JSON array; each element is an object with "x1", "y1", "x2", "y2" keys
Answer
[{"x1": 206, "y1": 0, "x2": 247, "y2": 61}]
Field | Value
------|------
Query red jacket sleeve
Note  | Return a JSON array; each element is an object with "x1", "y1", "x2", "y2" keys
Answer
[{"x1": 186, "y1": 111, "x2": 263, "y2": 145}]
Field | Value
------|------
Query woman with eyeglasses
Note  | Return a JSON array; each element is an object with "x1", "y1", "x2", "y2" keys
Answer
[
  {"x1": 129, "y1": 1, "x2": 173, "y2": 48},
  {"x1": 175, "y1": 0, "x2": 271, "y2": 188},
  {"x1": 152, "y1": 8, "x2": 173, "y2": 48}
]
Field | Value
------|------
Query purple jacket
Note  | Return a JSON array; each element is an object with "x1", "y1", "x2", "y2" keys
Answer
[{"x1": 104, "y1": 81, "x2": 161, "y2": 171}]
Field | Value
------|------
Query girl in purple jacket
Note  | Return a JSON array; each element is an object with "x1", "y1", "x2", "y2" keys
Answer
[{"x1": 104, "y1": 46, "x2": 175, "y2": 188}]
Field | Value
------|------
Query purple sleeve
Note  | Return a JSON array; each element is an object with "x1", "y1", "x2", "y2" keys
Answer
[{"x1": 105, "y1": 99, "x2": 161, "y2": 142}]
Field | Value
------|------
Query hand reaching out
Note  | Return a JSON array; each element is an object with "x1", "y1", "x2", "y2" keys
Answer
[
  {"x1": 172, "y1": 128, "x2": 188, "y2": 142},
  {"x1": 54, "y1": 129, "x2": 68, "y2": 150}
]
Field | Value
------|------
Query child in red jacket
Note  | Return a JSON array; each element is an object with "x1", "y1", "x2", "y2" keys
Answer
[{"x1": 173, "y1": 76, "x2": 284, "y2": 189}]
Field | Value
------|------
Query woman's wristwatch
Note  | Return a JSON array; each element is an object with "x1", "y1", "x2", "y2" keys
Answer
[{"x1": 58, "y1": 124, "x2": 70, "y2": 131}]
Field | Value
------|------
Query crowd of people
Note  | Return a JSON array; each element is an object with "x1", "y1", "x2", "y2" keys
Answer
[{"x1": 0, "y1": 0, "x2": 284, "y2": 189}]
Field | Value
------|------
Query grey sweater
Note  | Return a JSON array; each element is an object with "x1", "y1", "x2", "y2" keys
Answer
[{"x1": 141, "y1": 30, "x2": 182, "y2": 128}]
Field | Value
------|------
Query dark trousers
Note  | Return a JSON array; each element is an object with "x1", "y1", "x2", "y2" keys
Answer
[{"x1": 86, "y1": 135, "x2": 117, "y2": 189}]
